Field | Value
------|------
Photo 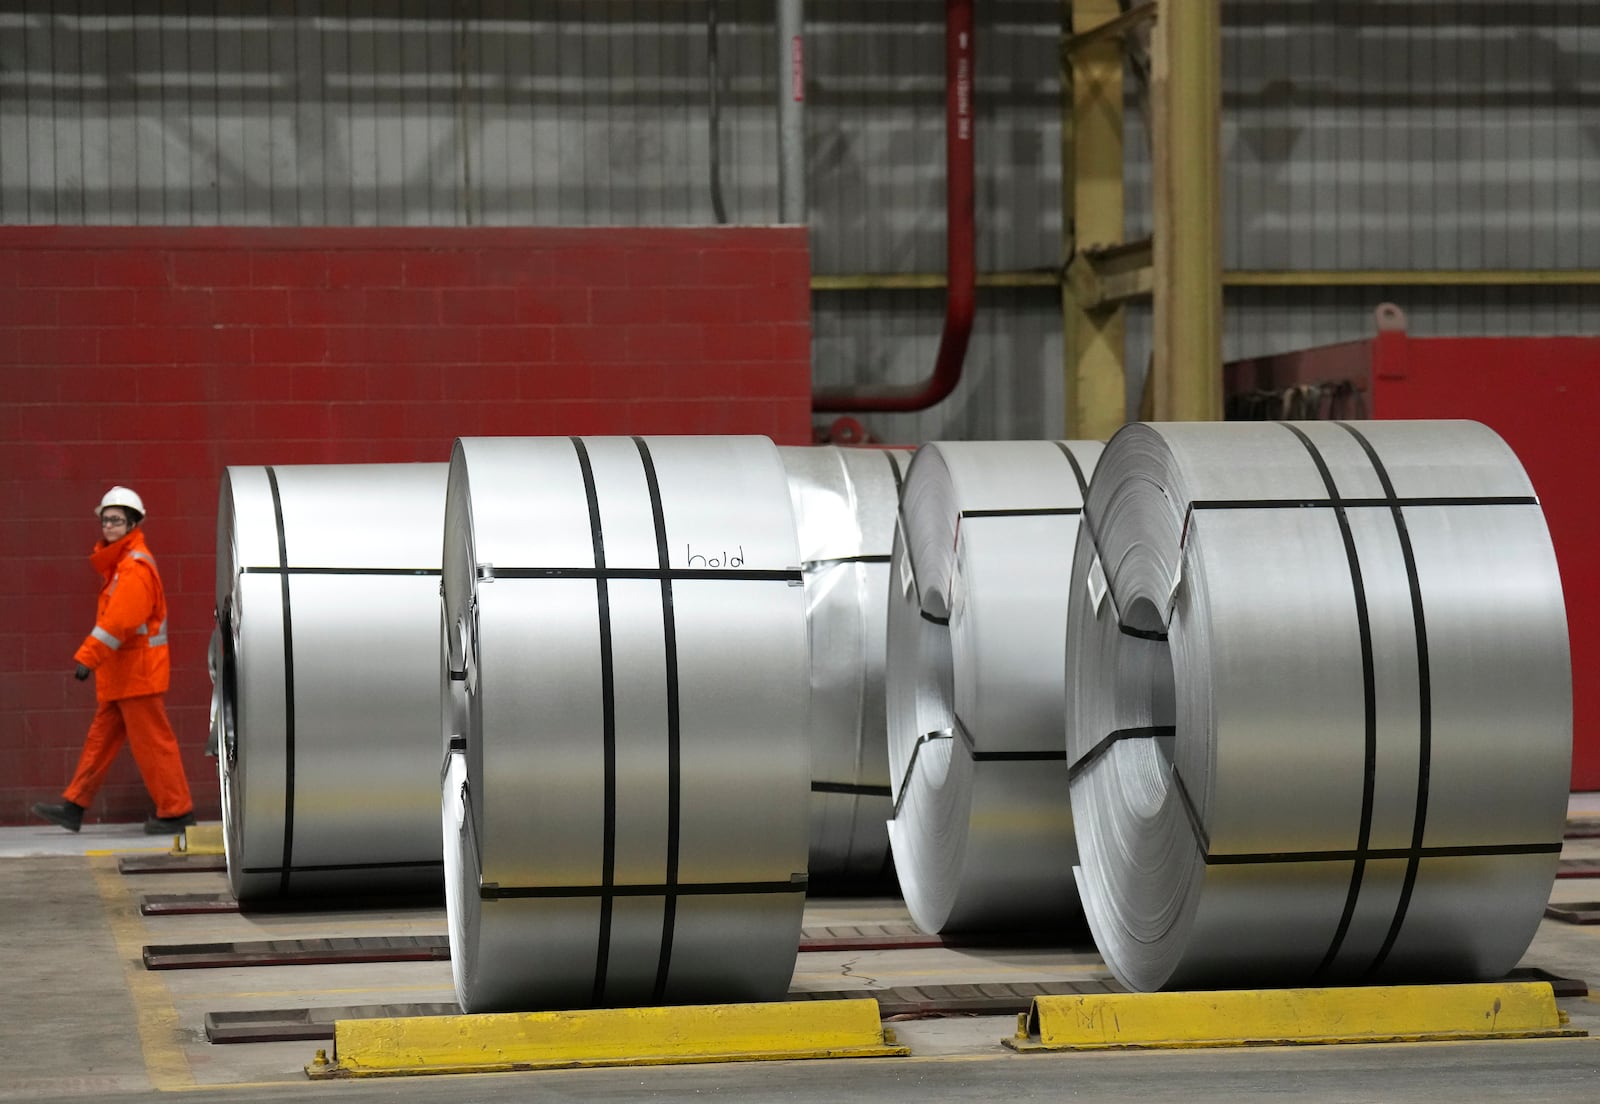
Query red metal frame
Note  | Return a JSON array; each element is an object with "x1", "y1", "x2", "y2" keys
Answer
[{"x1": 1225, "y1": 320, "x2": 1600, "y2": 791}]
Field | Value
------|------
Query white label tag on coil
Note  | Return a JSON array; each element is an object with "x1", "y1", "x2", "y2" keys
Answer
[
  {"x1": 1087, "y1": 554, "x2": 1108, "y2": 616},
  {"x1": 899, "y1": 550, "x2": 914, "y2": 598}
]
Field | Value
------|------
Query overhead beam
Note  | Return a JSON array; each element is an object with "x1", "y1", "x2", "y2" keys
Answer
[
  {"x1": 811, "y1": 267, "x2": 1600, "y2": 292},
  {"x1": 1063, "y1": 1, "x2": 1156, "y2": 56}
]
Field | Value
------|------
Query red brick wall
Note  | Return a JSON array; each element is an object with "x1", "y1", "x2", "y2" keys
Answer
[{"x1": 0, "y1": 226, "x2": 813, "y2": 826}]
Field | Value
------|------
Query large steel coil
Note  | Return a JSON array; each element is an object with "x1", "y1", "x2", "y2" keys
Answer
[
  {"x1": 441, "y1": 435, "x2": 810, "y2": 1013},
  {"x1": 1067, "y1": 420, "x2": 1571, "y2": 991},
  {"x1": 779, "y1": 445, "x2": 912, "y2": 883},
  {"x1": 215, "y1": 463, "x2": 448, "y2": 901},
  {"x1": 885, "y1": 440, "x2": 1102, "y2": 933}
]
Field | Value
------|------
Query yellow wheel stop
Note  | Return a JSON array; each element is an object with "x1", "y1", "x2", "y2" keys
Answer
[
  {"x1": 176, "y1": 824, "x2": 224, "y2": 855},
  {"x1": 307, "y1": 996, "x2": 909, "y2": 1078},
  {"x1": 1003, "y1": 981, "x2": 1585, "y2": 1052}
]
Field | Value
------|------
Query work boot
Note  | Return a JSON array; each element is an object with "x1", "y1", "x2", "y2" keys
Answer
[
  {"x1": 145, "y1": 810, "x2": 197, "y2": 836},
  {"x1": 32, "y1": 800, "x2": 84, "y2": 833}
]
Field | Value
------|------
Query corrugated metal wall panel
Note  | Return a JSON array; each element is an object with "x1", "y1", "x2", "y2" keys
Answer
[
  {"x1": 1123, "y1": 1, "x2": 1600, "y2": 400},
  {"x1": 0, "y1": 2, "x2": 783, "y2": 227},
  {"x1": 805, "y1": 2, "x2": 1065, "y2": 442},
  {"x1": 1211, "y1": 1, "x2": 1600, "y2": 367},
  {"x1": 0, "y1": 1, "x2": 1066, "y2": 440}
]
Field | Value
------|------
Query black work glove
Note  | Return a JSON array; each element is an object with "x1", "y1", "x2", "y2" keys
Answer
[{"x1": 74, "y1": 664, "x2": 91, "y2": 681}]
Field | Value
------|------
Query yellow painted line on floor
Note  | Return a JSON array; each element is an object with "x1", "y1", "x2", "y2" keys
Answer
[
  {"x1": 1004, "y1": 982, "x2": 1586, "y2": 1052},
  {"x1": 88, "y1": 853, "x2": 196, "y2": 1091},
  {"x1": 85, "y1": 846, "x2": 170, "y2": 855},
  {"x1": 309, "y1": 997, "x2": 909, "y2": 1078},
  {"x1": 165, "y1": 1080, "x2": 308, "y2": 1093}
]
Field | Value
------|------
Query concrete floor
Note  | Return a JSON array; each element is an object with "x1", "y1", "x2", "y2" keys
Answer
[{"x1": 2, "y1": 800, "x2": 1598, "y2": 1104}]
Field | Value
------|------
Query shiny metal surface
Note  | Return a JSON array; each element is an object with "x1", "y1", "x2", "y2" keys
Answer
[
  {"x1": 441, "y1": 436, "x2": 810, "y2": 1013},
  {"x1": 780, "y1": 445, "x2": 913, "y2": 882},
  {"x1": 1067, "y1": 420, "x2": 1572, "y2": 992},
  {"x1": 885, "y1": 441, "x2": 1103, "y2": 933},
  {"x1": 214, "y1": 463, "x2": 448, "y2": 902}
]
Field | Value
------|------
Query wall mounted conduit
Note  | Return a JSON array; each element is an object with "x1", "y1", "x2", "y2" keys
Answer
[{"x1": 813, "y1": 0, "x2": 975, "y2": 414}]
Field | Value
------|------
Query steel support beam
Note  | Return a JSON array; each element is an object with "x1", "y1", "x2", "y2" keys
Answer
[
  {"x1": 811, "y1": 268, "x2": 1600, "y2": 292},
  {"x1": 1227, "y1": 268, "x2": 1600, "y2": 288},
  {"x1": 1150, "y1": 0, "x2": 1223, "y2": 421},
  {"x1": 1063, "y1": 0, "x2": 1129, "y2": 440}
]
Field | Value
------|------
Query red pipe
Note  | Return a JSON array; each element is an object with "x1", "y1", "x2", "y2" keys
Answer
[{"x1": 813, "y1": 0, "x2": 975, "y2": 413}]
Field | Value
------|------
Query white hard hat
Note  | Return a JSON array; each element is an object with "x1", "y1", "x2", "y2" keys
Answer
[{"x1": 97, "y1": 486, "x2": 146, "y2": 520}]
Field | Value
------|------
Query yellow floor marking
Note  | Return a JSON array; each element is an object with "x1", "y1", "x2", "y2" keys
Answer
[
  {"x1": 166, "y1": 1080, "x2": 307, "y2": 1092},
  {"x1": 86, "y1": 847, "x2": 170, "y2": 855},
  {"x1": 307, "y1": 1033, "x2": 1600, "y2": 1091},
  {"x1": 89, "y1": 854, "x2": 196, "y2": 1091}
]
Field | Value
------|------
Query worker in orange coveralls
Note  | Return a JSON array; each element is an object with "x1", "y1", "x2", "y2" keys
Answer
[{"x1": 31, "y1": 487, "x2": 196, "y2": 835}]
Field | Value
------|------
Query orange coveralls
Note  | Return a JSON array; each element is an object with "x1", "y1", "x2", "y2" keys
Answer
[{"x1": 66, "y1": 528, "x2": 193, "y2": 818}]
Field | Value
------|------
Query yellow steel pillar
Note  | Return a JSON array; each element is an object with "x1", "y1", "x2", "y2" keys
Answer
[
  {"x1": 1062, "y1": 0, "x2": 1128, "y2": 440},
  {"x1": 1150, "y1": 0, "x2": 1223, "y2": 420}
]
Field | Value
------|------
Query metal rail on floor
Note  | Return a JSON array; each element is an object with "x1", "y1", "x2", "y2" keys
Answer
[
  {"x1": 118, "y1": 854, "x2": 227, "y2": 875},
  {"x1": 137, "y1": 891, "x2": 443, "y2": 916},
  {"x1": 140, "y1": 893, "x2": 240, "y2": 915},
  {"x1": 207, "y1": 981, "x2": 1128, "y2": 1044},
  {"x1": 1545, "y1": 902, "x2": 1600, "y2": 925},
  {"x1": 144, "y1": 925, "x2": 1083, "y2": 969},
  {"x1": 143, "y1": 935, "x2": 450, "y2": 970},
  {"x1": 1566, "y1": 818, "x2": 1600, "y2": 839}
]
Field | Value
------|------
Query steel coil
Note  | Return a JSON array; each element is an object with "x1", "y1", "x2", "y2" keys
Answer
[
  {"x1": 780, "y1": 445, "x2": 912, "y2": 883},
  {"x1": 441, "y1": 435, "x2": 810, "y2": 1013},
  {"x1": 215, "y1": 463, "x2": 448, "y2": 902},
  {"x1": 1067, "y1": 420, "x2": 1571, "y2": 991},
  {"x1": 885, "y1": 440, "x2": 1102, "y2": 933}
]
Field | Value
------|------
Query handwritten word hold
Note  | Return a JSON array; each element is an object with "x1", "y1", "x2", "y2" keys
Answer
[{"x1": 686, "y1": 544, "x2": 745, "y2": 568}]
